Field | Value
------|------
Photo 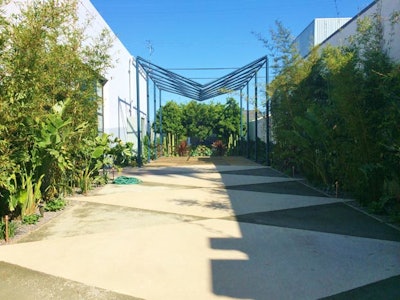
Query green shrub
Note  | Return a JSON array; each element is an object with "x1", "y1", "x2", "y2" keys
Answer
[
  {"x1": 22, "y1": 214, "x2": 40, "y2": 225},
  {"x1": 45, "y1": 198, "x2": 67, "y2": 212},
  {"x1": 191, "y1": 145, "x2": 212, "y2": 157},
  {"x1": 109, "y1": 138, "x2": 135, "y2": 167}
]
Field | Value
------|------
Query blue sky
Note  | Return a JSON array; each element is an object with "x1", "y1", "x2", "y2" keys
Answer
[{"x1": 90, "y1": 0, "x2": 372, "y2": 103}]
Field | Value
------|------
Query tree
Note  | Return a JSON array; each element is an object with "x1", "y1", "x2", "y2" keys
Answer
[
  {"x1": 254, "y1": 20, "x2": 301, "y2": 76},
  {"x1": 182, "y1": 100, "x2": 214, "y2": 143},
  {"x1": 214, "y1": 98, "x2": 241, "y2": 142},
  {"x1": 153, "y1": 100, "x2": 184, "y2": 138},
  {"x1": 153, "y1": 98, "x2": 242, "y2": 148}
]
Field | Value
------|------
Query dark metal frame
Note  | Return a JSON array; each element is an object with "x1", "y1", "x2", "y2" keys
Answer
[{"x1": 135, "y1": 56, "x2": 269, "y2": 166}]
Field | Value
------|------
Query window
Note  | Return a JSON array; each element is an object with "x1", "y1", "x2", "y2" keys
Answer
[
  {"x1": 141, "y1": 117, "x2": 145, "y2": 138},
  {"x1": 96, "y1": 79, "x2": 106, "y2": 135}
]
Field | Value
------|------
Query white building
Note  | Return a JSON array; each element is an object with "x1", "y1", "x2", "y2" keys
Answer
[
  {"x1": 4, "y1": 0, "x2": 148, "y2": 147},
  {"x1": 319, "y1": 0, "x2": 400, "y2": 62},
  {"x1": 79, "y1": 0, "x2": 148, "y2": 145},
  {"x1": 294, "y1": 18, "x2": 351, "y2": 58},
  {"x1": 294, "y1": 0, "x2": 400, "y2": 62}
]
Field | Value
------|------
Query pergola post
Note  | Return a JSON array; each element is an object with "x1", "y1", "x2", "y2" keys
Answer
[
  {"x1": 153, "y1": 83, "x2": 157, "y2": 159},
  {"x1": 136, "y1": 59, "x2": 142, "y2": 167},
  {"x1": 117, "y1": 99, "x2": 121, "y2": 139},
  {"x1": 246, "y1": 83, "x2": 250, "y2": 159},
  {"x1": 254, "y1": 73, "x2": 258, "y2": 162},
  {"x1": 265, "y1": 57, "x2": 270, "y2": 166},
  {"x1": 159, "y1": 89, "x2": 163, "y2": 156},
  {"x1": 146, "y1": 74, "x2": 151, "y2": 163},
  {"x1": 239, "y1": 88, "x2": 243, "y2": 156}
]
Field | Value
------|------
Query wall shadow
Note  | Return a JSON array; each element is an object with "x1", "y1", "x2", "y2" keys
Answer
[{"x1": 207, "y1": 158, "x2": 400, "y2": 299}]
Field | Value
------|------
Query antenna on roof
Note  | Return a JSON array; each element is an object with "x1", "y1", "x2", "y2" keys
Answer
[
  {"x1": 146, "y1": 40, "x2": 154, "y2": 57},
  {"x1": 334, "y1": 0, "x2": 340, "y2": 17}
]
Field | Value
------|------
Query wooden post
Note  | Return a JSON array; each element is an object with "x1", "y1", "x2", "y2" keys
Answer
[{"x1": 5, "y1": 215, "x2": 9, "y2": 243}]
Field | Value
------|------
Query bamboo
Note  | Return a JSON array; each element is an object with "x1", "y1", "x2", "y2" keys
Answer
[
  {"x1": 172, "y1": 133, "x2": 175, "y2": 156},
  {"x1": 168, "y1": 133, "x2": 172, "y2": 156},
  {"x1": 163, "y1": 136, "x2": 167, "y2": 156}
]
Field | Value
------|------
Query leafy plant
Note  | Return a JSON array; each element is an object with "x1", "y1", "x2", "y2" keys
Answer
[
  {"x1": 44, "y1": 198, "x2": 67, "y2": 212},
  {"x1": 212, "y1": 140, "x2": 227, "y2": 156},
  {"x1": 7, "y1": 171, "x2": 44, "y2": 218},
  {"x1": 191, "y1": 145, "x2": 212, "y2": 157},
  {"x1": 22, "y1": 214, "x2": 40, "y2": 225},
  {"x1": 76, "y1": 133, "x2": 111, "y2": 194},
  {"x1": 108, "y1": 138, "x2": 134, "y2": 167},
  {"x1": 33, "y1": 100, "x2": 84, "y2": 200}
]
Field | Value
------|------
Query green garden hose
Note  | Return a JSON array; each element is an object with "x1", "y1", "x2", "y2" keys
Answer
[{"x1": 113, "y1": 176, "x2": 141, "y2": 185}]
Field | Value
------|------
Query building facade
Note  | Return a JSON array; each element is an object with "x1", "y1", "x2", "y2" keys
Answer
[
  {"x1": 78, "y1": 0, "x2": 149, "y2": 145},
  {"x1": 294, "y1": 0, "x2": 400, "y2": 62},
  {"x1": 294, "y1": 18, "x2": 351, "y2": 58},
  {"x1": 319, "y1": 0, "x2": 400, "y2": 62}
]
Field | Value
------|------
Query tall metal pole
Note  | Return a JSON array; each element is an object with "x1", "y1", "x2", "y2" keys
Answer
[
  {"x1": 246, "y1": 83, "x2": 250, "y2": 159},
  {"x1": 146, "y1": 74, "x2": 150, "y2": 163},
  {"x1": 153, "y1": 83, "x2": 157, "y2": 159},
  {"x1": 118, "y1": 100, "x2": 121, "y2": 139},
  {"x1": 254, "y1": 73, "x2": 258, "y2": 162},
  {"x1": 136, "y1": 59, "x2": 142, "y2": 167},
  {"x1": 265, "y1": 57, "x2": 270, "y2": 166},
  {"x1": 159, "y1": 89, "x2": 163, "y2": 156},
  {"x1": 239, "y1": 88, "x2": 243, "y2": 156}
]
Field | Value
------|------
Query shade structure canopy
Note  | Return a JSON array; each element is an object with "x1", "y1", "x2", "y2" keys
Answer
[{"x1": 136, "y1": 55, "x2": 268, "y2": 101}]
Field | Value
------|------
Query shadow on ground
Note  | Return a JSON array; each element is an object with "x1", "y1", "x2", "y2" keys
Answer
[
  {"x1": 0, "y1": 262, "x2": 140, "y2": 300},
  {"x1": 206, "y1": 158, "x2": 400, "y2": 300}
]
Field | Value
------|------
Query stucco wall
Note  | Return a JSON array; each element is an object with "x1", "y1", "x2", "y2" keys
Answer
[
  {"x1": 320, "y1": 0, "x2": 400, "y2": 62},
  {"x1": 79, "y1": 0, "x2": 148, "y2": 145},
  {"x1": 295, "y1": 18, "x2": 350, "y2": 58}
]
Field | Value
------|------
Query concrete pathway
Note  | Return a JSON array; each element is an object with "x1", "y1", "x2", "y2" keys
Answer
[{"x1": 0, "y1": 157, "x2": 399, "y2": 299}]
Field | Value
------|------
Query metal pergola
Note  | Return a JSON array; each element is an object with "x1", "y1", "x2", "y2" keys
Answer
[{"x1": 135, "y1": 55, "x2": 270, "y2": 166}]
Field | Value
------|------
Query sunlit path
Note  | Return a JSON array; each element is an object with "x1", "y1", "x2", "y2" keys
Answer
[{"x1": 1, "y1": 157, "x2": 399, "y2": 299}]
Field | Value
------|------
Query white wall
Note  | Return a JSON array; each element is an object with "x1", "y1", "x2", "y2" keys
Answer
[
  {"x1": 79, "y1": 0, "x2": 148, "y2": 145},
  {"x1": 314, "y1": 18, "x2": 352, "y2": 44},
  {"x1": 295, "y1": 18, "x2": 351, "y2": 58},
  {"x1": 295, "y1": 20, "x2": 315, "y2": 58},
  {"x1": 248, "y1": 117, "x2": 267, "y2": 143},
  {"x1": 320, "y1": 0, "x2": 400, "y2": 62}
]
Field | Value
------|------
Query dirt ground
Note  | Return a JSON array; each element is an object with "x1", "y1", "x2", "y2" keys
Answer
[{"x1": 146, "y1": 155, "x2": 262, "y2": 166}]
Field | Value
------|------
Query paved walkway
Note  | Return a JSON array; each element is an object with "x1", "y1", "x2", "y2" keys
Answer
[{"x1": 0, "y1": 157, "x2": 399, "y2": 299}]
